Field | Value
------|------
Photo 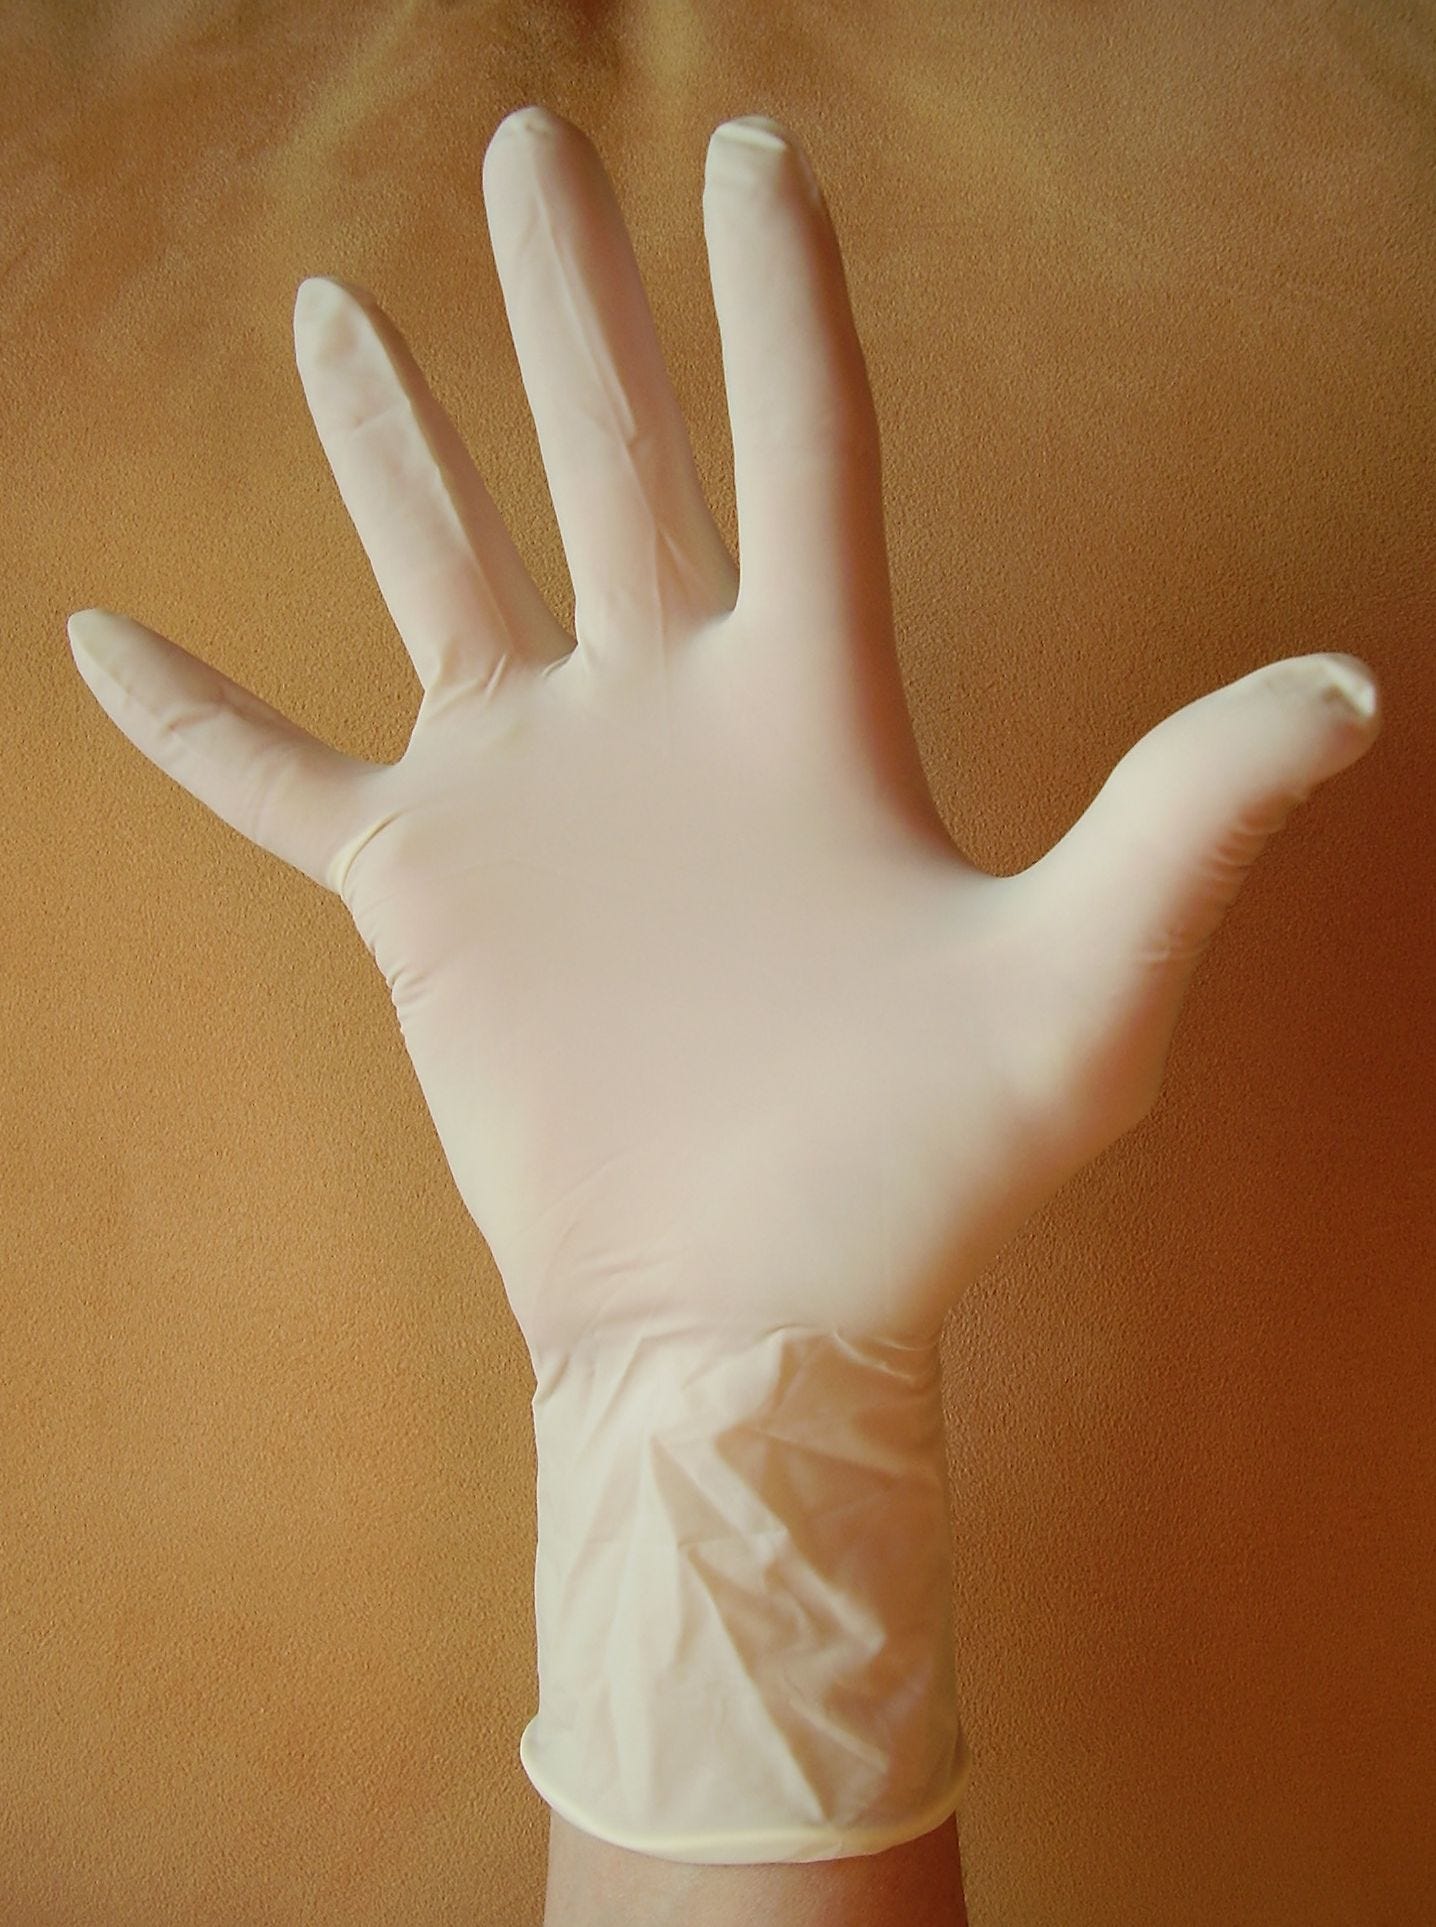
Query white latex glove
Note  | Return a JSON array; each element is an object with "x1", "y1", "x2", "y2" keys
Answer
[{"x1": 67, "y1": 105, "x2": 1381, "y2": 1864}]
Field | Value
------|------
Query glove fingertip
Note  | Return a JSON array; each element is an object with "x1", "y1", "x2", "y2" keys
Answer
[
  {"x1": 67, "y1": 608, "x2": 121, "y2": 665},
  {"x1": 1306, "y1": 653, "x2": 1379, "y2": 726}
]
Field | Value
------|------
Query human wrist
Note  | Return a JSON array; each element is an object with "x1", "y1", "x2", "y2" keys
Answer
[
  {"x1": 543, "y1": 1809, "x2": 968, "y2": 1927},
  {"x1": 519, "y1": 1322, "x2": 968, "y2": 1864}
]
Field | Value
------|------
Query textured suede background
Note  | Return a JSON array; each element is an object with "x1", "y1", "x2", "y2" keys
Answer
[{"x1": 6, "y1": 2, "x2": 1434, "y2": 1921}]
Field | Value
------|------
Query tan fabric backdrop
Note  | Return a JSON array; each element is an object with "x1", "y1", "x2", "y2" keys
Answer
[{"x1": 7, "y1": 2, "x2": 1433, "y2": 1920}]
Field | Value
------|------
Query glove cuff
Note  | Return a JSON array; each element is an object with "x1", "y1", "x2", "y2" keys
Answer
[{"x1": 518, "y1": 1323, "x2": 968, "y2": 1863}]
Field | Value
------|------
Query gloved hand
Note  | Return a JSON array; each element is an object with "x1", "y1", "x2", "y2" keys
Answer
[{"x1": 67, "y1": 104, "x2": 1381, "y2": 1864}]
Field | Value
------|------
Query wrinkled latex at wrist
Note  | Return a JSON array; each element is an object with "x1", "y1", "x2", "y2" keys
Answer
[{"x1": 518, "y1": 1324, "x2": 968, "y2": 1863}]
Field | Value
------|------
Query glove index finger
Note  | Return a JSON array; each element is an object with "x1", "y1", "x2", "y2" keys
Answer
[{"x1": 703, "y1": 117, "x2": 888, "y2": 637}]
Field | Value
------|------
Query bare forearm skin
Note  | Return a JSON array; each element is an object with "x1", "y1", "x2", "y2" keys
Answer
[{"x1": 543, "y1": 1810, "x2": 969, "y2": 1927}]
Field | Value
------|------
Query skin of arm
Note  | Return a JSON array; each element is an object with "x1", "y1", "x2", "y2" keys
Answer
[{"x1": 543, "y1": 1811, "x2": 969, "y2": 1926}]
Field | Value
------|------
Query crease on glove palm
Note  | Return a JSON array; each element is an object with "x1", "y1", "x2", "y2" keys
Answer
[{"x1": 67, "y1": 104, "x2": 1381, "y2": 1863}]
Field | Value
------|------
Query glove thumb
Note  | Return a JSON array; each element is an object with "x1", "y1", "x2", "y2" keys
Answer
[{"x1": 1014, "y1": 652, "x2": 1381, "y2": 1136}]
